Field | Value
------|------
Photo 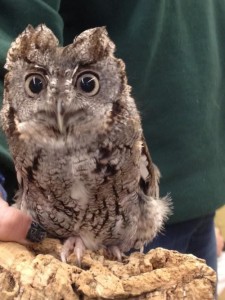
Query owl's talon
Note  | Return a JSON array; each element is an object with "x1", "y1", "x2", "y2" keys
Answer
[
  {"x1": 74, "y1": 237, "x2": 86, "y2": 267},
  {"x1": 61, "y1": 237, "x2": 76, "y2": 263},
  {"x1": 107, "y1": 245, "x2": 123, "y2": 261},
  {"x1": 140, "y1": 246, "x2": 144, "y2": 254},
  {"x1": 61, "y1": 236, "x2": 86, "y2": 266}
]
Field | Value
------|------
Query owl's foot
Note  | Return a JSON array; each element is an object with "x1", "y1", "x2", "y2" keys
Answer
[
  {"x1": 61, "y1": 236, "x2": 86, "y2": 266},
  {"x1": 106, "y1": 245, "x2": 124, "y2": 261}
]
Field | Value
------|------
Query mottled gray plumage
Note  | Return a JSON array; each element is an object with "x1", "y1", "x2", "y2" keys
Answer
[{"x1": 1, "y1": 25, "x2": 170, "y2": 263}]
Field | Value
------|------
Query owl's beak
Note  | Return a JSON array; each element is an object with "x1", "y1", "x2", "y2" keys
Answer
[{"x1": 56, "y1": 99, "x2": 65, "y2": 133}]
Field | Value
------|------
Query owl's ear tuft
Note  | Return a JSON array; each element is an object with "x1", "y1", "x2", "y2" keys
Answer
[
  {"x1": 5, "y1": 24, "x2": 59, "y2": 70},
  {"x1": 31, "y1": 24, "x2": 59, "y2": 51},
  {"x1": 73, "y1": 27, "x2": 116, "y2": 63}
]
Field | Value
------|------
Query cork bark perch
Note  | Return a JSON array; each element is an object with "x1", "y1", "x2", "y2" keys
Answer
[{"x1": 0, "y1": 238, "x2": 216, "y2": 300}]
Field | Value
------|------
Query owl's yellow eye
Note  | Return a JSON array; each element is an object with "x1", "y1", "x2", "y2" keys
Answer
[
  {"x1": 25, "y1": 74, "x2": 46, "y2": 97},
  {"x1": 76, "y1": 72, "x2": 100, "y2": 96}
]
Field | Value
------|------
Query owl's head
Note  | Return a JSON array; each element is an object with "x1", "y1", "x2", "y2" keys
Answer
[{"x1": 2, "y1": 25, "x2": 130, "y2": 139}]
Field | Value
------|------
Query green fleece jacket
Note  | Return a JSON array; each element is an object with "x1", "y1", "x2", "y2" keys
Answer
[{"x1": 0, "y1": 0, "x2": 225, "y2": 223}]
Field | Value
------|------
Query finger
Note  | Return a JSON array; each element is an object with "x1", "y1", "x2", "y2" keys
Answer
[{"x1": 0, "y1": 206, "x2": 32, "y2": 242}]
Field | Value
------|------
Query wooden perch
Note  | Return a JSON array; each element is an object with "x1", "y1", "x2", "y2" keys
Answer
[{"x1": 0, "y1": 238, "x2": 216, "y2": 299}]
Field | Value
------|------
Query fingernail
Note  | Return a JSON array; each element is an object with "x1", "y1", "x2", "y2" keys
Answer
[{"x1": 26, "y1": 221, "x2": 47, "y2": 242}]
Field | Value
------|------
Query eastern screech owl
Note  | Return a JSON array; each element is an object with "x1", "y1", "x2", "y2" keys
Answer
[{"x1": 1, "y1": 25, "x2": 170, "y2": 264}]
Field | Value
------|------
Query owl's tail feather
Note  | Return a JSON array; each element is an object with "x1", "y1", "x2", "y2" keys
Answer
[{"x1": 134, "y1": 193, "x2": 172, "y2": 250}]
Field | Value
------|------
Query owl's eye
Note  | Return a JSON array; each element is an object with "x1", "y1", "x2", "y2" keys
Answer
[
  {"x1": 76, "y1": 72, "x2": 100, "y2": 96},
  {"x1": 25, "y1": 74, "x2": 46, "y2": 97}
]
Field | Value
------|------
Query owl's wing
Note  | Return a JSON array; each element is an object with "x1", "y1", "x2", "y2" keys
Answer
[{"x1": 139, "y1": 135, "x2": 160, "y2": 198}]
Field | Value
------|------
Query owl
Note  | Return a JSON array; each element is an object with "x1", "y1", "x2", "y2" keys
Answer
[{"x1": 1, "y1": 25, "x2": 171, "y2": 264}]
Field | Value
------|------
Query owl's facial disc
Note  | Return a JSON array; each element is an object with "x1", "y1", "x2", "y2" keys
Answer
[{"x1": 23, "y1": 66, "x2": 102, "y2": 134}]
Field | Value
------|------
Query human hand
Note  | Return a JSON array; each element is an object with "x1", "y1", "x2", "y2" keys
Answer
[{"x1": 0, "y1": 196, "x2": 32, "y2": 243}]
